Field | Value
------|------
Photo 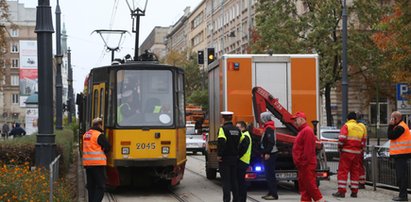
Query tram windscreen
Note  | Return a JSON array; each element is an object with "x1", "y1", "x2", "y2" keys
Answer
[{"x1": 117, "y1": 70, "x2": 174, "y2": 127}]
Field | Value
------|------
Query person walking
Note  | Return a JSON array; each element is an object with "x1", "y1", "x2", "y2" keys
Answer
[
  {"x1": 333, "y1": 112, "x2": 365, "y2": 198},
  {"x1": 236, "y1": 121, "x2": 252, "y2": 202},
  {"x1": 2, "y1": 123, "x2": 10, "y2": 140},
  {"x1": 292, "y1": 111, "x2": 325, "y2": 202},
  {"x1": 260, "y1": 112, "x2": 279, "y2": 200},
  {"x1": 218, "y1": 111, "x2": 241, "y2": 202},
  {"x1": 83, "y1": 117, "x2": 111, "y2": 202},
  {"x1": 357, "y1": 118, "x2": 367, "y2": 189},
  {"x1": 388, "y1": 111, "x2": 411, "y2": 201},
  {"x1": 9, "y1": 123, "x2": 26, "y2": 138}
]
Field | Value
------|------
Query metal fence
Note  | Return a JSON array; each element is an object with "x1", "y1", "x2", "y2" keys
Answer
[
  {"x1": 322, "y1": 141, "x2": 408, "y2": 191},
  {"x1": 49, "y1": 154, "x2": 61, "y2": 202}
]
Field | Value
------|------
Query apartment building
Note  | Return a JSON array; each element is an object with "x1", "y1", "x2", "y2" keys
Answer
[
  {"x1": 139, "y1": 26, "x2": 170, "y2": 60},
  {"x1": 0, "y1": 1, "x2": 36, "y2": 125}
]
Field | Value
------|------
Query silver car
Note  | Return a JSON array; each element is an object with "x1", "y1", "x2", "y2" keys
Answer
[
  {"x1": 186, "y1": 123, "x2": 206, "y2": 155},
  {"x1": 320, "y1": 127, "x2": 340, "y2": 161}
]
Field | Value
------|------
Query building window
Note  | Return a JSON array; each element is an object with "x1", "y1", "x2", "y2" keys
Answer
[
  {"x1": 11, "y1": 75, "x2": 19, "y2": 86},
  {"x1": 12, "y1": 94, "x2": 19, "y2": 104},
  {"x1": 11, "y1": 29, "x2": 19, "y2": 37},
  {"x1": 369, "y1": 100, "x2": 388, "y2": 125},
  {"x1": 0, "y1": 59, "x2": 5, "y2": 68},
  {"x1": 11, "y1": 43, "x2": 18, "y2": 53},
  {"x1": 191, "y1": 12, "x2": 203, "y2": 29},
  {"x1": 11, "y1": 59, "x2": 18, "y2": 68}
]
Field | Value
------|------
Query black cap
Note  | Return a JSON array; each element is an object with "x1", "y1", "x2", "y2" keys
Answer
[{"x1": 347, "y1": 112, "x2": 357, "y2": 120}]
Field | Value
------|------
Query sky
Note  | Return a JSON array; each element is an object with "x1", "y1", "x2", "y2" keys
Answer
[{"x1": 17, "y1": 0, "x2": 202, "y2": 94}]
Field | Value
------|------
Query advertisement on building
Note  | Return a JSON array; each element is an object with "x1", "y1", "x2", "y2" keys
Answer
[{"x1": 19, "y1": 40, "x2": 38, "y2": 98}]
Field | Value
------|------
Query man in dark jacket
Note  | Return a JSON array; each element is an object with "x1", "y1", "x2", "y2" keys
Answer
[
  {"x1": 236, "y1": 121, "x2": 252, "y2": 202},
  {"x1": 2, "y1": 123, "x2": 10, "y2": 140},
  {"x1": 217, "y1": 111, "x2": 241, "y2": 202},
  {"x1": 292, "y1": 111, "x2": 324, "y2": 202},
  {"x1": 388, "y1": 111, "x2": 411, "y2": 201},
  {"x1": 9, "y1": 123, "x2": 26, "y2": 138},
  {"x1": 260, "y1": 112, "x2": 278, "y2": 200}
]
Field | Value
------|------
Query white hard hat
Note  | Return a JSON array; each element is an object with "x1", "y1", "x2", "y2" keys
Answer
[{"x1": 220, "y1": 111, "x2": 234, "y2": 116}]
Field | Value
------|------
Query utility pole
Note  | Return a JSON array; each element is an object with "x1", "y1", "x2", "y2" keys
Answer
[
  {"x1": 67, "y1": 48, "x2": 73, "y2": 124},
  {"x1": 55, "y1": 0, "x2": 63, "y2": 130},
  {"x1": 341, "y1": 0, "x2": 348, "y2": 124},
  {"x1": 35, "y1": 0, "x2": 56, "y2": 167}
]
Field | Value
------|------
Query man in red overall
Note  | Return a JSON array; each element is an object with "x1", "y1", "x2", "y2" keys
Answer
[
  {"x1": 333, "y1": 112, "x2": 365, "y2": 198},
  {"x1": 292, "y1": 111, "x2": 325, "y2": 202}
]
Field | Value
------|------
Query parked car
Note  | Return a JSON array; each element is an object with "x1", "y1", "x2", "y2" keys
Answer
[
  {"x1": 320, "y1": 127, "x2": 340, "y2": 161},
  {"x1": 186, "y1": 123, "x2": 206, "y2": 155}
]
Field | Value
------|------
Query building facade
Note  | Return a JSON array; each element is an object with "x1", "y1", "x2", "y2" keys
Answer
[
  {"x1": 0, "y1": 1, "x2": 36, "y2": 125},
  {"x1": 139, "y1": 26, "x2": 170, "y2": 60}
]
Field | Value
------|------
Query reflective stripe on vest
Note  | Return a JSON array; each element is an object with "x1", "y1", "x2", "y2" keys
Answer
[
  {"x1": 390, "y1": 122, "x2": 411, "y2": 155},
  {"x1": 218, "y1": 128, "x2": 226, "y2": 140},
  {"x1": 240, "y1": 131, "x2": 252, "y2": 164},
  {"x1": 82, "y1": 129, "x2": 107, "y2": 166}
]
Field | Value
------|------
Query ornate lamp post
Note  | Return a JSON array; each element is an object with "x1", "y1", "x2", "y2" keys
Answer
[
  {"x1": 55, "y1": 0, "x2": 63, "y2": 130},
  {"x1": 35, "y1": 0, "x2": 56, "y2": 167}
]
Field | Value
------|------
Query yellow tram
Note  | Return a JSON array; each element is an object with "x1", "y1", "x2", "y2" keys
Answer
[{"x1": 78, "y1": 62, "x2": 186, "y2": 188}]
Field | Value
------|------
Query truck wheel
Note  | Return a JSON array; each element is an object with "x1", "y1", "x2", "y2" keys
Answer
[{"x1": 206, "y1": 168, "x2": 217, "y2": 179}]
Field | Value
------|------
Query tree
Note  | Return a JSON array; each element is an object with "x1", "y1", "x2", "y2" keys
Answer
[
  {"x1": 371, "y1": 0, "x2": 411, "y2": 85},
  {"x1": 0, "y1": 0, "x2": 12, "y2": 91},
  {"x1": 163, "y1": 50, "x2": 208, "y2": 109},
  {"x1": 252, "y1": 0, "x2": 392, "y2": 126}
]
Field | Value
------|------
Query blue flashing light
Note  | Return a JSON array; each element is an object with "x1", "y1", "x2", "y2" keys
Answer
[{"x1": 254, "y1": 165, "x2": 262, "y2": 172}]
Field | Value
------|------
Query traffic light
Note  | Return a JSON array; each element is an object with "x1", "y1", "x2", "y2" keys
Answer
[
  {"x1": 197, "y1": 50, "x2": 204, "y2": 64},
  {"x1": 207, "y1": 48, "x2": 215, "y2": 64}
]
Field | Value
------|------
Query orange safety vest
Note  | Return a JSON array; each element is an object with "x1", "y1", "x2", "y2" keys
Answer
[
  {"x1": 389, "y1": 121, "x2": 411, "y2": 156},
  {"x1": 339, "y1": 120, "x2": 365, "y2": 154},
  {"x1": 82, "y1": 129, "x2": 107, "y2": 166}
]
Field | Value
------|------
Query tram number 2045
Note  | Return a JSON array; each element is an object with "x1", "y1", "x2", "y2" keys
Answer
[{"x1": 136, "y1": 143, "x2": 156, "y2": 150}]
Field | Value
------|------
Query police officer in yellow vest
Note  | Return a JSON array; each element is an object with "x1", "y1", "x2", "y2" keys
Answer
[
  {"x1": 83, "y1": 117, "x2": 111, "y2": 202},
  {"x1": 217, "y1": 111, "x2": 241, "y2": 202},
  {"x1": 236, "y1": 121, "x2": 252, "y2": 202},
  {"x1": 388, "y1": 111, "x2": 411, "y2": 201}
]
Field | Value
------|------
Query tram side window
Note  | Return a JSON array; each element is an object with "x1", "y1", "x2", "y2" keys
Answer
[
  {"x1": 93, "y1": 89, "x2": 99, "y2": 119},
  {"x1": 100, "y1": 88, "x2": 104, "y2": 118},
  {"x1": 177, "y1": 73, "x2": 185, "y2": 127}
]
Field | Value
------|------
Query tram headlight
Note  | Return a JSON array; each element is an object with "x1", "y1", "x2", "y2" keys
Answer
[
  {"x1": 162, "y1": 146, "x2": 170, "y2": 154},
  {"x1": 121, "y1": 147, "x2": 130, "y2": 154}
]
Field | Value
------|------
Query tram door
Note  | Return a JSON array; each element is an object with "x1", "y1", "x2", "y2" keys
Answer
[{"x1": 92, "y1": 83, "x2": 106, "y2": 128}]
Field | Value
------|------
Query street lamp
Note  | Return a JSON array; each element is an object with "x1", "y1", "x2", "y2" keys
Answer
[
  {"x1": 341, "y1": 0, "x2": 348, "y2": 124},
  {"x1": 35, "y1": 0, "x2": 56, "y2": 167},
  {"x1": 55, "y1": 0, "x2": 63, "y2": 130},
  {"x1": 125, "y1": 0, "x2": 148, "y2": 61}
]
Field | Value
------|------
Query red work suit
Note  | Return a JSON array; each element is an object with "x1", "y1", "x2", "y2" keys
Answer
[
  {"x1": 292, "y1": 123, "x2": 324, "y2": 202},
  {"x1": 337, "y1": 120, "x2": 365, "y2": 194}
]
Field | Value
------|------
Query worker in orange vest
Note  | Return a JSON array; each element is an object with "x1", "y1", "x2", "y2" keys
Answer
[
  {"x1": 333, "y1": 112, "x2": 365, "y2": 198},
  {"x1": 388, "y1": 111, "x2": 411, "y2": 201},
  {"x1": 83, "y1": 117, "x2": 111, "y2": 202}
]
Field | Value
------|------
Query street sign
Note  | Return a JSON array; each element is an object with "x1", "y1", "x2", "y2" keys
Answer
[{"x1": 396, "y1": 83, "x2": 411, "y2": 114}]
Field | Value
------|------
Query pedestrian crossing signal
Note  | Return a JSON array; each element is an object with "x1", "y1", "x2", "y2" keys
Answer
[{"x1": 207, "y1": 48, "x2": 215, "y2": 64}]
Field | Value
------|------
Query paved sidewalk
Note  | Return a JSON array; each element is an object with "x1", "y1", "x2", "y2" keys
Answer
[{"x1": 320, "y1": 176, "x2": 402, "y2": 202}]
